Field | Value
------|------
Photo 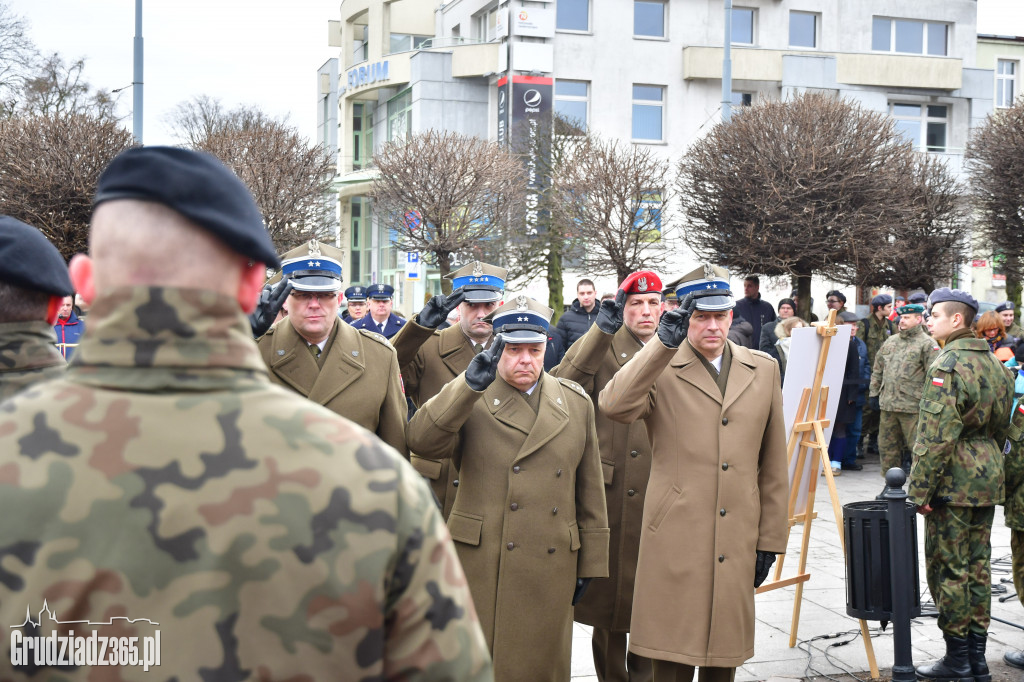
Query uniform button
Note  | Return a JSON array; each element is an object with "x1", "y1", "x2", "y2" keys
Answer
[
  {"x1": 720, "y1": 508, "x2": 726, "y2": 516},
  {"x1": 453, "y1": 479, "x2": 459, "y2": 487},
  {"x1": 548, "y1": 547, "x2": 556, "y2": 554},
  {"x1": 552, "y1": 507, "x2": 559, "y2": 514},
  {"x1": 507, "y1": 542, "x2": 515, "y2": 550},
  {"x1": 722, "y1": 417, "x2": 729, "y2": 426},
  {"x1": 513, "y1": 466, "x2": 521, "y2": 473},
  {"x1": 510, "y1": 502, "x2": 518, "y2": 511},
  {"x1": 719, "y1": 554, "x2": 725, "y2": 562},
  {"x1": 556, "y1": 469, "x2": 563, "y2": 477},
  {"x1": 630, "y1": 450, "x2": 639, "y2": 458},
  {"x1": 628, "y1": 489, "x2": 636, "y2": 496},
  {"x1": 722, "y1": 462, "x2": 728, "y2": 471}
]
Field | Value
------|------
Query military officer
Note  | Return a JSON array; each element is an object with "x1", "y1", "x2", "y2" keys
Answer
[
  {"x1": 910, "y1": 287, "x2": 1015, "y2": 682},
  {"x1": 599, "y1": 264, "x2": 790, "y2": 682},
  {"x1": 351, "y1": 283, "x2": 406, "y2": 338},
  {"x1": 996, "y1": 300, "x2": 1023, "y2": 341},
  {"x1": 391, "y1": 260, "x2": 507, "y2": 517},
  {"x1": 407, "y1": 296, "x2": 609, "y2": 682},
  {"x1": 0, "y1": 216, "x2": 73, "y2": 401},
  {"x1": 868, "y1": 302, "x2": 940, "y2": 491},
  {"x1": 342, "y1": 284, "x2": 369, "y2": 323},
  {"x1": 1002, "y1": 399, "x2": 1024, "y2": 671},
  {"x1": 552, "y1": 270, "x2": 663, "y2": 682},
  {"x1": 256, "y1": 243, "x2": 408, "y2": 456},
  {"x1": 858, "y1": 293, "x2": 896, "y2": 456},
  {"x1": 0, "y1": 146, "x2": 491, "y2": 681}
]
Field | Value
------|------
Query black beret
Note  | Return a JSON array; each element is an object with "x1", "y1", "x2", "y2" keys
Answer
[
  {"x1": 908, "y1": 292, "x2": 928, "y2": 304},
  {"x1": 0, "y1": 216, "x2": 74, "y2": 297},
  {"x1": 94, "y1": 147, "x2": 280, "y2": 267},
  {"x1": 928, "y1": 287, "x2": 978, "y2": 314},
  {"x1": 995, "y1": 300, "x2": 1014, "y2": 313},
  {"x1": 870, "y1": 294, "x2": 892, "y2": 307}
]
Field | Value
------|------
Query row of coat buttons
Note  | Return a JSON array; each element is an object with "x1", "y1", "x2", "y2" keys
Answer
[
  {"x1": 509, "y1": 465, "x2": 562, "y2": 476},
  {"x1": 505, "y1": 543, "x2": 562, "y2": 554}
]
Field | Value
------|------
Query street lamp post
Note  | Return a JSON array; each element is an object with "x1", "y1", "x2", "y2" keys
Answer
[
  {"x1": 132, "y1": 0, "x2": 143, "y2": 144},
  {"x1": 722, "y1": 0, "x2": 732, "y2": 122}
]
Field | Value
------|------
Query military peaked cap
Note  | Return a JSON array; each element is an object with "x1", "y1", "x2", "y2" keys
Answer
[
  {"x1": 487, "y1": 295, "x2": 553, "y2": 344},
  {"x1": 447, "y1": 261, "x2": 507, "y2": 303},
  {"x1": 675, "y1": 264, "x2": 734, "y2": 311}
]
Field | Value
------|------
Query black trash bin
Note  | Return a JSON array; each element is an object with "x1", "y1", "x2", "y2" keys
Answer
[{"x1": 843, "y1": 500, "x2": 921, "y2": 621}]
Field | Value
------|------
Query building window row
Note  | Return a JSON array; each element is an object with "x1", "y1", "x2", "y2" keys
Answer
[{"x1": 871, "y1": 17, "x2": 948, "y2": 56}]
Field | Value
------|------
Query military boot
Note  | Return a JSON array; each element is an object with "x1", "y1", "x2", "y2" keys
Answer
[
  {"x1": 916, "y1": 634, "x2": 972, "y2": 682},
  {"x1": 967, "y1": 631, "x2": 990, "y2": 682},
  {"x1": 866, "y1": 433, "x2": 879, "y2": 455}
]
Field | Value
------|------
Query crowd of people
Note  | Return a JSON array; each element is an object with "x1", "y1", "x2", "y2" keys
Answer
[{"x1": 0, "y1": 145, "x2": 1023, "y2": 682}]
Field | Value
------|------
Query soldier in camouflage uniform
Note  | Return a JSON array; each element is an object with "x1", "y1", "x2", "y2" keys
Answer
[
  {"x1": 857, "y1": 293, "x2": 895, "y2": 456},
  {"x1": 0, "y1": 216, "x2": 73, "y2": 401},
  {"x1": 0, "y1": 147, "x2": 491, "y2": 681},
  {"x1": 909, "y1": 288, "x2": 1015, "y2": 682},
  {"x1": 1002, "y1": 399, "x2": 1024, "y2": 670},
  {"x1": 996, "y1": 301, "x2": 1023, "y2": 342},
  {"x1": 868, "y1": 303, "x2": 939, "y2": 489}
]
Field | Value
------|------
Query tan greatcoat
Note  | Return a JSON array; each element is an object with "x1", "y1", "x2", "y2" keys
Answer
[
  {"x1": 391, "y1": 319, "x2": 476, "y2": 516},
  {"x1": 599, "y1": 339, "x2": 789, "y2": 668},
  {"x1": 257, "y1": 317, "x2": 408, "y2": 455},
  {"x1": 552, "y1": 323, "x2": 651, "y2": 632},
  {"x1": 407, "y1": 371, "x2": 610, "y2": 682}
]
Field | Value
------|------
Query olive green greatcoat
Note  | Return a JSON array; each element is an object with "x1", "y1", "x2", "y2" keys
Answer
[
  {"x1": 391, "y1": 318, "x2": 477, "y2": 516},
  {"x1": 598, "y1": 339, "x2": 790, "y2": 668},
  {"x1": 257, "y1": 317, "x2": 408, "y2": 456},
  {"x1": 869, "y1": 323, "x2": 940, "y2": 413},
  {"x1": 407, "y1": 371, "x2": 610, "y2": 682},
  {"x1": 0, "y1": 320, "x2": 66, "y2": 401},
  {"x1": 551, "y1": 323, "x2": 651, "y2": 632}
]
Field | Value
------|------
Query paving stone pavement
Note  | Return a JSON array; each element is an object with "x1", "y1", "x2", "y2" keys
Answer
[{"x1": 570, "y1": 453, "x2": 1024, "y2": 681}]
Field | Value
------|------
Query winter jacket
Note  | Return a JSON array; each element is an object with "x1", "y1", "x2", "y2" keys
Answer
[
  {"x1": 53, "y1": 311, "x2": 85, "y2": 360},
  {"x1": 733, "y1": 295, "x2": 776, "y2": 349},
  {"x1": 556, "y1": 298, "x2": 598, "y2": 350}
]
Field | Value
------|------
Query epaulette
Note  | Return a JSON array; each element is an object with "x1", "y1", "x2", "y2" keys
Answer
[
  {"x1": 557, "y1": 377, "x2": 587, "y2": 396},
  {"x1": 357, "y1": 328, "x2": 394, "y2": 348},
  {"x1": 263, "y1": 324, "x2": 277, "y2": 336},
  {"x1": 936, "y1": 350, "x2": 958, "y2": 373}
]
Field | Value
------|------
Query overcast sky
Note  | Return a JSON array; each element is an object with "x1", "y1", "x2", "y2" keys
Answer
[{"x1": 7, "y1": 0, "x2": 1024, "y2": 147}]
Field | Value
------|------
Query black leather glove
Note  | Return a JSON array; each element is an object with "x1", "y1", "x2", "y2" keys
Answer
[
  {"x1": 754, "y1": 551, "x2": 776, "y2": 588},
  {"x1": 417, "y1": 290, "x2": 466, "y2": 329},
  {"x1": 656, "y1": 294, "x2": 694, "y2": 348},
  {"x1": 572, "y1": 578, "x2": 592, "y2": 605},
  {"x1": 465, "y1": 334, "x2": 505, "y2": 391},
  {"x1": 249, "y1": 277, "x2": 293, "y2": 338},
  {"x1": 595, "y1": 289, "x2": 626, "y2": 335},
  {"x1": 869, "y1": 396, "x2": 880, "y2": 412}
]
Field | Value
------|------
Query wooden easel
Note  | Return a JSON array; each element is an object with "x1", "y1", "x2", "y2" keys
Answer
[{"x1": 755, "y1": 309, "x2": 880, "y2": 679}]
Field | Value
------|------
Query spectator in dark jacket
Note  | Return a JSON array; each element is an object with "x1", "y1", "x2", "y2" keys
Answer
[
  {"x1": 544, "y1": 326, "x2": 567, "y2": 371},
  {"x1": 838, "y1": 311, "x2": 867, "y2": 471},
  {"x1": 728, "y1": 315, "x2": 753, "y2": 347},
  {"x1": 759, "y1": 298, "x2": 795, "y2": 360},
  {"x1": 828, "y1": 316, "x2": 864, "y2": 475},
  {"x1": 733, "y1": 275, "x2": 777, "y2": 349},
  {"x1": 555, "y1": 278, "x2": 599, "y2": 350},
  {"x1": 53, "y1": 295, "x2": 85, "y2": 360}
]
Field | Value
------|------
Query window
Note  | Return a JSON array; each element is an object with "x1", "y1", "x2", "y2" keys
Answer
[
  {"x1": 352, "y1": 103, "x2": 374, "y2": 170},
  {"x1": 731, "y1": 92, "x2": 753, "y2": 107},
  {"x1": 997, "y1": 59, "x2": 1018, "y2": 108},
  {"x1": 352, "y1": 24, "x2": 369, "y2": 64},
  {"x1": 389, "y1": 34, "x2": 428, "y2": 54},
  {"x1": 732, "y1": 8, "x2": 755, "y2": 45},
  {"x1": 890, "y1": 103, "x2": 947, "y2": 152},
  {"x1": 555, "y1": 80, "x2": 589, "y2": 132},
  {"x1": 387, "y1": 89, "x2": 412, "y2": 143},
  {"x1": 632, "y1": 85, "x2": 664, "y2": 142},
  {"x1": 473, "y1": 7, "x2": 501, "y2": 41},
  {"x1": 634, "y1": 190, "x2": 663, "y2": 239},
  {"x1": 872, "y1": 18, "x2": 948, "y2": 56},
  {"x1": 557, "y1": 0, "x2": 589, "y2": 32},
  {"x1": 789, "y1": 11, "x2": 817, "y2": 48},
  {"x1": 634, "y1": 1, "x2": 666, "y2": 38}
]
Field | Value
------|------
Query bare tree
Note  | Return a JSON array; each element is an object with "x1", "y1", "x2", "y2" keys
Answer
[
  {"x1": 370, "y1": 130, "x2": 528, "y2": 294},
  {"x1": 861, "y1": 155, "x2": 970, "y2": 293},
  {"x1": 170, "y1": 96, "x2": 336, "y2": 251},
  {"x1": 552, "y1": 134, "x2": 673, "y2": 283},
  {"x1": 0, "y1": 111, "x2": 135, "y2": 259},
  {"x1": 678, "y1": 92, "x2": 919, "y2": 319},
  {"x1": 0, "y1": 1, "x2": 36, "y2": 116},
  {"x1": 966, "y1": 100, "x2": 1024, "y2": 314}
]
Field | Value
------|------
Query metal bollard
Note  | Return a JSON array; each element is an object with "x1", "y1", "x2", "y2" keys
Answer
[{"x1": 884, "y1": 467, "x2": 916, "y2": 682}]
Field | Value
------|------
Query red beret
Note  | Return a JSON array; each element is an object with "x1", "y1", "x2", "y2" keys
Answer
[{"x1": 619, "y1": 270, "x2": 662, "y2": 295}]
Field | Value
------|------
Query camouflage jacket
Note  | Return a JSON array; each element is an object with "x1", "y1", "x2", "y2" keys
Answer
[
  {"x1": 1003, "y1": 401, "x2": 1024, "y2": 530},
  {"x1": 908, "y1": 329, "x2": 1016, "y2": 508},
  {"x1": 0, "y1": 320, "x2": 66, "y2": 401},
  {"x1": 857, "y1": 314, "x2": 895, "y2": 367},
  {"x1": 869, "y1": 323, "x2": 940, "y2": 413},
  {"x1": 0, "y1": 286, "x2": 492, "y2": 682}
]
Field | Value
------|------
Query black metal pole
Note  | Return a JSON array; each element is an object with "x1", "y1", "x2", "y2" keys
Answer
[{"x1": 885, "y1": 467, "x2": 915, "y2": 682}]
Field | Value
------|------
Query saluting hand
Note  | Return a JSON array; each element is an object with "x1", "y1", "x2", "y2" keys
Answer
[
  {"x1": 418, "y1": 290, "x2": 466, "y2": 329},
  {"x1": 465, "y1": 333, "x2": 505, "y2": 391},
  {"x1": 657, "y1": 293, "x2": 694, "y2": 348},
  {"x1": 249, "y1": 276, "x2": 293, "y2": 338},
  {"x1": 595, "y1": 289, "x2": 627, "y2": 335}
]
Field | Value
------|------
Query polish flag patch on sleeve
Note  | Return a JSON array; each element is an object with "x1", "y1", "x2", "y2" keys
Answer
[
  {"x1": 932, "y1": 377, "x2": 945, "y2": 387},
  {"x1": 1018, "y1": 403, "x2": 1024, "y2": 415}
]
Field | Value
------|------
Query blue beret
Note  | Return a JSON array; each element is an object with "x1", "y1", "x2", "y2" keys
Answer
[
  {"x1": 0, "y1": 216, "x2": 74, "y2": 297},
  {"x1": 871, "y1": 294, "x2": 892, "y2": 307},
  {"x1": 908, "y1": 292, "x2": 928, "y2": 304},
  {"x1": 368, "y1": 283, "x2": 394, "y2": 299},
  {"x1": 995, "y1": 300, "x2": 1014, "y2": 313},
  {"x1": 928, "y1": 287, "x2": 978, "y2": 314},
  {"x1": 94, "y1": 147, "x2": 280, "y2": 268},
  {"x1": 345, "y1": 286, "x2": 368, "y2": 301}
]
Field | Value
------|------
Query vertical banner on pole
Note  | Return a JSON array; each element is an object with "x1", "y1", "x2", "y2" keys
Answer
[
  {"x1": 496, "y1": 76, "x2": 509, "y2": 147},
  {"x1": 510, "y1": 75, "x2": 552, "y2": 236}
]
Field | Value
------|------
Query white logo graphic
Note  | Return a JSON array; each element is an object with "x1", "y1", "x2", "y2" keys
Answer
[
  {"x1": 10, "y1": 601, "x2": 161, "y2": 671},
  {"x1": 638, "y1": 276, "x2": 649, "y2": 292},
  {"x1": 498, "y1": 89, "x2": 506, "y2": 107},
  {"x1": 523, "y1": 89, "x2": 542, "y2": 107}
]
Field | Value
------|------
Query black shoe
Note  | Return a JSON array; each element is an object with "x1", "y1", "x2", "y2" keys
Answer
[
  {"x1": 1005, "y1": 649, "x2": 1024, "y2": 670},
  {"x1": 968, "y1": 632, "x2": 990, "y2": 682},
  {"x1": 916, "y1": 634, "x2": 972, "y2": 681},
  {"x1": 842, "y1": 462, "x2": 863, "y2": 471}
]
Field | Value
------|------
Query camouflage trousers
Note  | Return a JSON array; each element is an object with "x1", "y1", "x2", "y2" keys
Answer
[
  {"x1": 879, "y1": 410, "x2": 918, "y2": 476},
  {"x1": 862, "y1": 403, "x2": 880, "y2": 437},
  {"x1": 1012, "y1": 530, "x2": 1024, "y2": 608},
  {"x1": 925, "y1": 505, "x2": 995, "y2": 637}
]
